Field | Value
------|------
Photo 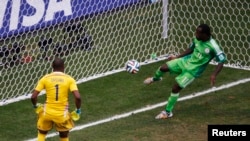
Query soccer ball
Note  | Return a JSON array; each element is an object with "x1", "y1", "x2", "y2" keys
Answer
[{"x1": 125, "y1": 60, "x2": 140, "y2": 74}]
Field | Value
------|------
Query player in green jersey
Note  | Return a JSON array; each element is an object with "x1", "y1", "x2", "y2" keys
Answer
[{"x1": 144, "y1": 24, "x2": 226, "y2": 119}]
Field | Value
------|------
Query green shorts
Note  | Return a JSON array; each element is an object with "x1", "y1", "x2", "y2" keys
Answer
[{"x1": 167, "y1": 58, "x2": 195, "y2": 88}]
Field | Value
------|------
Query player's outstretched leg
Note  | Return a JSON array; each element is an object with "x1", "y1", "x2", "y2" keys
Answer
[
  {"x1": 155, "y1": 110, "x2": 173, "y2": 119},
  {"x1": 144, "y1": 77, "x2": 162, "y2": 84},
  {"x1": 143, "y1": 66, "x2": 166, "y2": 84}
]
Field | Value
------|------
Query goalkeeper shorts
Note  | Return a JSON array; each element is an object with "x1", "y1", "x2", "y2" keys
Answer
[{"x1": 37, "y1": 112, "x2": 74, "y2": 132}]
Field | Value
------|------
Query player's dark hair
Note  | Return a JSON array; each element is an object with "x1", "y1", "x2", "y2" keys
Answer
[
  {"x1": 198, "y1": 24, "x2": 211, "y2": 37},
  {"x1": 52, "y1": 57, "x2": 64, "y2": 70}
]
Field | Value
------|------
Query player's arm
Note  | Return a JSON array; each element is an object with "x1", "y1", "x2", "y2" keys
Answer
[
  {"x1": 168, "y1": 41, "x2": 194, "y2": 60},
  {"x1": 175, "y1": 48, "x2": 193, "y2": 58},
  {"x1": 31, "y1": 89, "x2": 44, "y2": 114},
  {"x1": 72, "y1": 90, "x2": 81, "y2": 109},
  {"x1": 168, "y1": 48, "x2": 193, "y2": 60},
  {"x1": 31, "y1": 90, "x2": 40, "y2": 107},
  {"x1": 70, "y1": 79, "x2": 81, "y2": 109},
  {"x1": 210, "y1": 52, "x2": 226, "y2": 86},
  {"x1": 31, "y1": 77, "x2": 44, "y2": 107},
  {"x1": 70, "y1": 90, "x2": 82, "y2": 121},
  {"x1": 70, "y1": 78, "x2": 82, "y2": 119},
  {"x1": 210, "y1": 62, "x2": 224, "y2": 86}
]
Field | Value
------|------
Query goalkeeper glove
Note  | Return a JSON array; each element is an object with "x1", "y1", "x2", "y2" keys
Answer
[
  {"x1": 33, "y1": 103, "x2": 43, "y2": 114},
  {"x1": 71, "y1": 109, "x2": 81, "y2": 121}
]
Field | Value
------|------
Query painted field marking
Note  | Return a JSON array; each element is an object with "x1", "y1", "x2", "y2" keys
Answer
[{"x1": 25, "y1": 78, "x2": 250, "y2": 141}]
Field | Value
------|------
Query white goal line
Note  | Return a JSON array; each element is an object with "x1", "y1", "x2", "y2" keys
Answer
[
  {"x1": 25, "y1": 77, "x2": 250, "y2": 141},
  {"x1": 1, "y1": 53, "x2": 249, "y2": 106},
  {"x1": 0, "y1": 55, "x2": 169, "y2": 106}
]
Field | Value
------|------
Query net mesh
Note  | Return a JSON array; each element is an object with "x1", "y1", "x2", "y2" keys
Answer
[{"x1": 0, "y1": 0, "x2": 249, "y2": 105}]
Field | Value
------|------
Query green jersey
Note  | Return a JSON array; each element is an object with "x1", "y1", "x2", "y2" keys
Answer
[{"x1": 180, "y1": 37, "x2": 226, "y2": 77}]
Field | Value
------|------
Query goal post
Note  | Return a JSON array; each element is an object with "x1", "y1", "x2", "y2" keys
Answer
[
  {"x1": 0, "y1": 0, "x2": 249, "y2": 106},
  {"x1": 162, "y1": 0, "x2": 169, "y2": 38}
]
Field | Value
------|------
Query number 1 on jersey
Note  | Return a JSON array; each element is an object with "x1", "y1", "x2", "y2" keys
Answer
[{"x1": 55, "y1": 84, "x2": 59, "y2": 101}]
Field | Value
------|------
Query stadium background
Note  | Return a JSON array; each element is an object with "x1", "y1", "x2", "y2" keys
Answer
[{"x1": 0, "y1": 0, "x2": 249, "y2": 140}]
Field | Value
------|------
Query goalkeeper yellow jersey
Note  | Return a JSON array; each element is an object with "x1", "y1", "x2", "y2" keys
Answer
[{"x1": 35, "y1": 72, "x2": 78, "y2": 117}]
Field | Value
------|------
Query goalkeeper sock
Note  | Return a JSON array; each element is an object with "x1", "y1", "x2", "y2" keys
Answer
[
  {"x1": 153, "y1": 67, "x2": 165, "y2": 81},
  {"x1": 60, "y1": 137, "x2": 69, "y2": 141},
  {"x1": 37, "y1": 132, "x2": 46, "y2": 141},
  {"x1": 166, "y1": 92, "x2": 179, "y2": 112}
]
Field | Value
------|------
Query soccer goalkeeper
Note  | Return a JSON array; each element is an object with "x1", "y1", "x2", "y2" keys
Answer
[
  {"x1": 31, "y1": 57, "x2": 82, "y2": 141},
  {"x1": 144, "y1": 24, "x2": 226, "y2": 119}
]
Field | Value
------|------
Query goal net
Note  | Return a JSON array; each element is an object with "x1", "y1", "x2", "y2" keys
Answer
[{"x1": 0, "y1": 0, "x2": 249, "y2": 105}]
